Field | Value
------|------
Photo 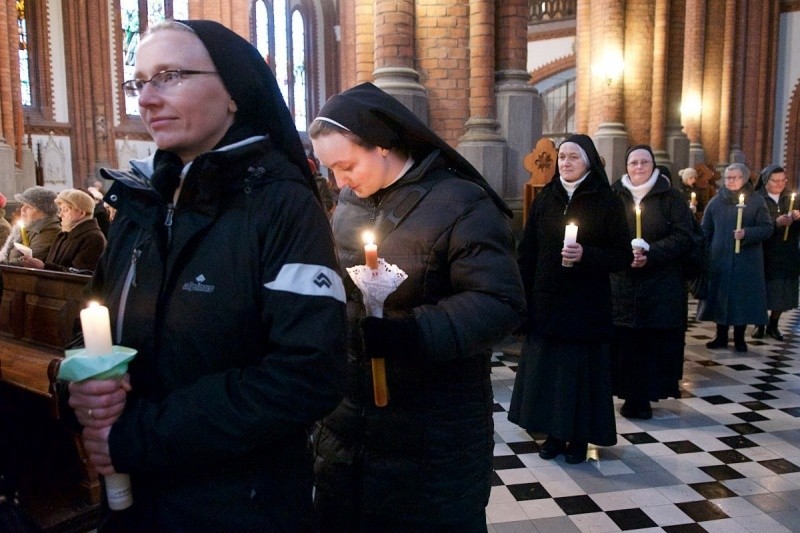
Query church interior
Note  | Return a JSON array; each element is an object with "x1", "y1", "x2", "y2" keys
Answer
[{"x1": 1, "y1": 1, "x2": 800, "y2": 531}]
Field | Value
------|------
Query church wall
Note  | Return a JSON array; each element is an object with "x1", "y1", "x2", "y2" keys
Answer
[{"x1": 774, "y1": 10, "x2": 800, "y2": 165}]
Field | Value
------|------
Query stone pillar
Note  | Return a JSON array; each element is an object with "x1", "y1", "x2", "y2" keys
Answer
[
  {"x1": 591, "y1": 0, "x2": 628, "y2": 182},
  {"x1": 458, "y1": 0, "x2": 506, "y2": 195},
  {"x1": 372, "y1": 0, "x2": 428, "y2": 123},
  {"x1": 683, "y1": 0, "x2": 706, "y2": 166},
  {"x1": 495, "y1": 0, "x2": 542, "y2": 207},
  {"x1": 0, "y1": 1, "x2": 23, "y2": 190}
]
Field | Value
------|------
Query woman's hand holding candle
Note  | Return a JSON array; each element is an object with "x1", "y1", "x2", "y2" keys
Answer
[{"x1": 784, "y1": 193, "x2": 796, "y2": 241}]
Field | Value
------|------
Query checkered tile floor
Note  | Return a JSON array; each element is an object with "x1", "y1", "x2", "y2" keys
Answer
[{"x1": 488, "y1": 305, "x2": 800, "y2": 532}]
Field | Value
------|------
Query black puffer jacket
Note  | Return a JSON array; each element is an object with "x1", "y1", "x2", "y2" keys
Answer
[
  {"x1": 611, "y1": 176, "x2": 694, "y2": 328},
  {"x1": 313, "y1": 153, "x2": 526, "y2": 522},
  {"x1": 756, "y1": 187, "x2": 800, "y2": 279},
  {"x1": 520, "y1": 171, "x2": 631, "y2": 341},
  {"x1": 94, "y1": 138, "x2": 347, "y2": 531}
]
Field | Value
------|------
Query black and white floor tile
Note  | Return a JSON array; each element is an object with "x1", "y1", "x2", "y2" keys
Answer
[{"x1": 488, "y1": 306, "x2": 800, "y2": 532}]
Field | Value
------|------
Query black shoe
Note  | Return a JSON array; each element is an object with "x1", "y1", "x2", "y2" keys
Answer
[
  {"x1": 620, "y1": 400, "x2": 652, "y2": 420},
  {"x1": 564, "y1": 441, "x2": 588, "y2": 464},
  {"x1": 706, "y1": 337, "x2": 728, "y2": 349},
  {"x1": 734, "y1": 340, "x2": 748, "y2": 352},
  {"x1": 767, "y1": 327, "x2": 784, "y2": 341},
  {"x1": 538, "y1": 436, "x2": 566, "y2": 460},
  {"x1": 752, "y1": 326, "x2": 765, "y2": 339}
]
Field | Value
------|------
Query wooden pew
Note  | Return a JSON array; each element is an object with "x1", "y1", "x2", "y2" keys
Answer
[
  {"x1": 522, "y1": 137, "x2": 558, "y2": 226},
  {"x1": 0, "y1": 265, "x2": 101, "y2": 531}
]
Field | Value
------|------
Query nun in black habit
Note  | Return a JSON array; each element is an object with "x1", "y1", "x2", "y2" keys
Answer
[
  {"x1": 309, "y1": 83, "x2": 526, "y2": 532},
  {"x1": 508, "y1": 134, "x2": 631, "y2": 464},
  {"x1": 66, "y1": 20, "x2": 346, "y2": 531}
]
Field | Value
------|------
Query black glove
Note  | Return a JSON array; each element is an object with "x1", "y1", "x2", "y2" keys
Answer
[{"x1": 360, "y1": 316, "x2": 420, "y2": 361}]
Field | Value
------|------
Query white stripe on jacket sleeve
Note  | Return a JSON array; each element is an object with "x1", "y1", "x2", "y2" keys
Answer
[{"x1": 264, "y1": 263, "x2": 346, "y2": 303}]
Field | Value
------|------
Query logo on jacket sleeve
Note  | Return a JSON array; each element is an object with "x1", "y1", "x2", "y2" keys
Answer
[
  {"x1": 182, "y1": 274, "x2": 215, "y2": 293},
  {"x1": 264, "y1": 263, "x2": 345, "y2": 302}
]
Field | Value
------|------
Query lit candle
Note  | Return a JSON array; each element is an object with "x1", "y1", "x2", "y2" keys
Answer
[
  {"x1": 735, "y1": 194, "x2": 745, "y2": 254},
  {"x1": 562, "y1": 222, "x2": 578, "y2": 267},
  {"x1": 635, "y1": 206, "x2": 642, "y2": 239},
  {"x1": 80, "y1": 301, "x2": 114, "y2": 356},
  {"x1": 690, "y1": 192, "x2": 697, "y2": 207},
  {"x1": 18, "y1": 221, "x2": 29, "y2": 247},
  {"x1": 362, "y1": 231, "x2": 379, "y2": 270},
  {"x1": 784, "y1": 192, "x2": 796, "y2": 241}
]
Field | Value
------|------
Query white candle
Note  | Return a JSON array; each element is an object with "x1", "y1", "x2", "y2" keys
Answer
[
  {"x1": 362, "y1": 231, "x2": 378, "y2": 270},
  {"x1": 563, "y1": 223, "x2": 578, "y2": 246},
  {"x1": 80, "y1": 301, "x2": 113, "y2": 356},
  {"x1": 690, "y1": 192, "x2": 697, "y2": 207},
  {"x1": 17, "y1": 221, "x2": 29, "y2": 247}
]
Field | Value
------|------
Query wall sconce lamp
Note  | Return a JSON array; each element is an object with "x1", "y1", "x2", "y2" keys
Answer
[
  {"x1": 592, "y1": 51, "x2": 625, "y2": 86},
  {"x1": 680, "y1": 94, "x2": 703, "y2": 121}
]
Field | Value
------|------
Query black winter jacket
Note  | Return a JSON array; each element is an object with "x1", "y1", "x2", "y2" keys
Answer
[
  {"x1": 520, "y1": 172, "x2": 631, "y2": 342},
  {"x1": 611, "y1": 177, "x2": 694, "y2": 328},
  {"x1": 94, "y1": 138, "x2": 347, "y2": 531},
  {"x1": 314, "y1": 153, "x2": 526, "y2": 522}
]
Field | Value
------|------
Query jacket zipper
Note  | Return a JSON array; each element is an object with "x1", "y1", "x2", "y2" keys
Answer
[
  {"x1": 165, "y1": 203, "x2": 175, "y2": 247},
  {"x1": 116, "y1": 248, "x2": 142, "y2": 343}
]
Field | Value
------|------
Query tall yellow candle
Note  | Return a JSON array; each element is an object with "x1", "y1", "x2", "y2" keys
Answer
[
  {"x1": 18, "y1": 221, "x2": 29, "y2": 247},
  {"x1": 360, "y1": 231, "x2": 388, "y2": 407},
  {"x1": 735, "y1": 194, "x2": 745, "y2": 254},
  {"x1": 784, "y1": 192, "x2": 796, "y2": 241},
  {"x1": 635, "y1": 206, "x2": 642, "y2": 239}
]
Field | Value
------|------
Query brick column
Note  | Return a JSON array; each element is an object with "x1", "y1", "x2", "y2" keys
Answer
[
  {"x1": 717, "y1": 0, "x2": 736, "y2": 166},
  {"x1": 682, "y1": 0, "x2": 706, "y2": 165},
  {"x1": 574, "y1": 0, "x2": 591, "y2": 134},
  {"x1": 458, "y1": 0, "x2": 506, "y2": 198},
  {"x1": 650, "y1": 0, "x2": 671, "y2": 170},
  {"x1": 590, "y1": 0, "x2": 629, "y2": 182},
  {"x1": 495, "y1": 0, "x2": 543, "y2": 212},
  {"x1": 355, "y1": 0, "x2": 374, "y2": 84},
  {"x1": 373, "y1": 0, "x2": 428, "y2": 122},
  {"x1": 665, "y1": 0, "x2": 690, "y2": 173},
  {"x1": 700, "y1": 0, "x2": 723, "y2": 166}
]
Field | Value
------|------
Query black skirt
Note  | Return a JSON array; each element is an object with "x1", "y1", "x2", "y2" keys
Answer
[
  {"x1": 611, "y1": 327, "x2": 684, "y2": 402},
  {"x1": 508, "y1": 334, "x2": 617, "y2": 446}
]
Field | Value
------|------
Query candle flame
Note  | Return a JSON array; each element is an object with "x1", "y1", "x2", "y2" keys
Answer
[
  {"x1": 87, "y1": 301, "x2": 100, "y2": 308},
  {"x1": 739, "y1": 194, "x2": 745, "y2": 204},
  {"x1": 635, "y1": 206, "x2": 641, "y2": 214},
  {"x1": 362, "y1": 231, "x2": 375, "y2": 246},
  {"x1": 17, "y1": 220, "x2": 24, "y2": 229}
]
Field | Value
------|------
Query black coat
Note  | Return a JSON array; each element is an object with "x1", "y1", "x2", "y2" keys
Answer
[
  {"x1": 43, "y1": 218, "x2": 106, "y2": 273},
  {"x1": 611, "y1": 177, "x2": 694, "y2": 328},
  {"x1": 756, "y1": 187, "x2": 800, "y2": 280},
  {"x1": 95, "y1": 138, "x2": 347, "y2": 531},
  {"x1": 314, "y1": 153, "x2": 526, "y2": 522},
  {"x1": 519, "y1": 172, "x2": 632, "y2": 342}
]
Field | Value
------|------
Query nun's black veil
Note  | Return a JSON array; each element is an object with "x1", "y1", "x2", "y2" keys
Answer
[
  {"x1": 555, "y1": 134, "x2": 610, "y2": 186},
  {"x1": 177, "y1": 20, "x2": 315, "y2": 192},
  {"x1": 315, "y1": 82, "x2": 511, "y2": 216}
]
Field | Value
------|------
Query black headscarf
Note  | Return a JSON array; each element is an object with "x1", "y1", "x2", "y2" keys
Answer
[
  {"x1": 556, "y1": 134, "x2": 610, "y2": 186},
  {"x1": 759, "y1": 164, "x2": 784, "y2": 188},
  {"x1": 625, "y1": 144, "x2": 656, "y2": 166},
  {"x1": 314, "y1": 82, "x2": 511, "y2": 216},
  {"x1": 152, "y1": 20, "x2": 314, "y2": 198}
]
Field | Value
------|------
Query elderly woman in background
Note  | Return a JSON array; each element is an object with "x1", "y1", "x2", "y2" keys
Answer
[
  {"x1": 699, "y1": 163, "x2": 772, "y2": 352},
  {"x1": 610, "y1": 145, "x2": 694, "y2": 420},
  {"x1": 509, "y1": 134, "x2": 630, "y2": 464},
  {"x1": 0, "y1": 186, "x2": 61, "y2": 265},
  {"x1": 677, "y1": 167, "x2": 705, "y2": 215},
  {"x1": 752, "y1": 165, "x2": 800, "y2": 340},
  {"x1": 19, "y1": 189, "x2": 106, "y2": 273}
]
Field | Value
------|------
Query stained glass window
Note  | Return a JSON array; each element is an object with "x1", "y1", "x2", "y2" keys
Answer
[{"x1": 17, "y1": 0, "x2": 31, "y2": 106}]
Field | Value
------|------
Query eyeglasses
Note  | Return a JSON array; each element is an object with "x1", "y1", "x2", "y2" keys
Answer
[
  {"x1": 724, "y1": 175, "x2": 744, "y2": 181},
  {"x1": 122, "y1": 69, "x2": 219, "y2": 98},
  {"x1": 627, "y1": 160, "x2": 653, "y2": 167},
  {"x1": 769, "y1": 178, "x2": 788, "y2": 184}
]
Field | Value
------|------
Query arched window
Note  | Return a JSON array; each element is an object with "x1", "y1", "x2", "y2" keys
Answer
[
  {"x1": 17, "y1": 1, "x2": 31, "y2": 106},
  {"x1": 535, "y1": 68, "x2": 576, "y2": 146},
  {"x1": 252, "y1": 0, "x2": 310, "y2": 131},
  {"x1": 119, "y1": 0, "x2": 189, "y2": 116}
]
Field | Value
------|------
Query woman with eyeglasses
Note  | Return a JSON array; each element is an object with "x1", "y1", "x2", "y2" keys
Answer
[
  {"x1": 509, "y1": 134, "x2": 630, "y2": 465},
  {"x1": 609, "y1": 145, "x2": 695, "y2": 420},
  {"x1": 751, "y1": 165, "x2": 800, "y2": 340},
  {"x1": 65, "y1": 20, "x2": 346, "y2": 531},
  {"x1": 698, "y1": 163, "x2": 772, "y2": 352}
]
